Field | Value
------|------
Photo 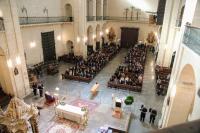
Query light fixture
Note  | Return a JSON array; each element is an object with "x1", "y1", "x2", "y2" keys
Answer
[
  {"x1": 30, "y1": 41, "x2": 36, "y2": 48},
  {"x1": 83, "y1": 36, "x2": 88, "y2": 43},
  {"x1": 55, "y1": 87, "x2": 60, "y2": 91},
  {"x1": 105, "y1": 29, "x2": 109, "y2": 34},
  {"x1": 7, "y1": 59, "x2": 13, "y2": 68},
  {"x1": 92, "y1": 34, "x2": 96, "y2": 39},
  {"x1": 16, "y1": 56, "x2": 21, "y2": 65},
  {"x1": 100, "y1": 31, "x2": 103, "y2": 36},
  {"x1": 77, "y1": 36, "x2": 80, "y2": 43},
  {"x1": 57, "y1": 35, "x2": 61, "y2": 41}
]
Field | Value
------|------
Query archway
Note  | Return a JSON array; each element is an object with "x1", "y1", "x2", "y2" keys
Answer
[
  {"x1": 65, "y1": 4, "x2": 73, "y2": 21},
  {"x1": 66, "y1": 40, "x2": 74, "y2": 54},
  {"x1": 102, "y1": 23, "x2": 107, "y2": 46},
  {"x1": 96, "y1": 24, "x2": 101, "y2": 42},
  {"x1": 87, "y1": 25, "x2": 94, "y2": 55},
  {"x1": 87, "y1": 25, "x2": 93, "y2": 45},
  {"x1": 167, "y1": 64, "x2": 196, "y2": 126},
  {"x1": 96, "y1": 24, "x2": 101, "y2": 50}
]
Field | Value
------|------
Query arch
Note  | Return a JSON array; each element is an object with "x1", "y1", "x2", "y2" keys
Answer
[
  {"x1": 0, "y1": 47, "x2": 13, "y2": 95},
  {"x1": 87, "y1": 0, "x2": 94, "y2": 17},
  {"x1": 96, "y1": 24, "x2": 101, "y2": 42},
  {"x1": 167, "y1": 64, "x2": 196, "y2": 126},
  {"x1": 96, "y1": 0, "x2": 102, "y2": 17},
  {"x1": 102, "y1": 23, "x2": 107, "y2": 35},
  {"x1": 65, "y1": 4, "x2": 73, "y2": 21},
  {"x1": 87, "y1": 25, "x2": 93, "y2": 45},
  {"x1": 66, "y1": 40, "x2": 74, "y2": 54}
]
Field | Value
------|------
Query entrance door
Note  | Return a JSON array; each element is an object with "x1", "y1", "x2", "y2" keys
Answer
[
  {"x1": 121, "y1": 27, "x2": 139, "y2": 48},
  {"x1": 41, "y1": 31, "x2": 56, "y2": 62}
]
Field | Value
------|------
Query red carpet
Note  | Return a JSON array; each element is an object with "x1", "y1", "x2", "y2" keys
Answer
[{"x1": 70, "y1": 99, "x2": 99, "y2": 113}]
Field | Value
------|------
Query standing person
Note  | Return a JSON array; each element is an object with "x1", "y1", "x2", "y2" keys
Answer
[
  {"x1": 149, "y1": 108, "x2": 157, "y2": 124},
  {"x1": 140, "y1": 105, "x2": 147, "y2": 122},
  {"x1": 32, "y1": 83, "x2": 37, "y2": 96},
  {"x1": 38, "y1": 83, "x2": 44, "y2": 97}
]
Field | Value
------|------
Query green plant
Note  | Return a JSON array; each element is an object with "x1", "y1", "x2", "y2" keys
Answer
[{"x1": 124, "y1": 96, "x2": 134, "y2": 105}]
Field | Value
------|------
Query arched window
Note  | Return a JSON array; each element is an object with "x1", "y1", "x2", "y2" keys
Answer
[
  {"x1": 87, "y1": 25, "x2": 93, "y2": 45},
  {"x1": 65, "y1": 4, "x2": 73, "y2": 21}
]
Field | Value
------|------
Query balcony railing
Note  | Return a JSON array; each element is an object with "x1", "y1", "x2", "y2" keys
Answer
[
  {"x1": 183, "y1": 25, "x2": 200, "y2": 55},
  {"x1": 103, "y1": 16, "x2": 150, "y2": 23},
  {"x1": 19, "y1": 16, "x2": 73, "y2": 25},
  {"x1": 86, "y1": 16, "x2": 96, "y2": 21},
  {"x1": 96, "y1": 16, "x2": 103, "y2": 21},
  {"x1": 0, "y1": 17, "x2": 5, "y2": 31}
]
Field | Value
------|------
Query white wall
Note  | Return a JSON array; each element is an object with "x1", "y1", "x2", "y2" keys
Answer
[
  {"x1": 106, "y1": 22, "x2": 159, "y2": 42},
  {"x1": 172, "y1": 46, "x2": 200, "y2": 122},
  {"x1": 107, "y1": 0, "x2": 158, "y2": 17},
  {"x1": 21, "y1": 23, "x2": 74, "y2": 65}
]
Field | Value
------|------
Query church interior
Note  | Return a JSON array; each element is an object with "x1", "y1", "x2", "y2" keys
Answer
[{"x1": 0, "y1": 0, "x2": 200, "y2": 132}]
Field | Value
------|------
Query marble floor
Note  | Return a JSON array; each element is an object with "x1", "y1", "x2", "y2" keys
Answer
[{"x1": 25, "y1": 49, "x2": 164, "y2": 133}]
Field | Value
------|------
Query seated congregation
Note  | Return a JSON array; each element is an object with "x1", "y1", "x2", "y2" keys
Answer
[
  {"x1": 62, "y1": 43, "x2": 120, "y2": 83},
  {"x1": 58, "y1": 53, "x2": 83, "y2": 64},
  {"x1": 155, "y1": 65, "x2": 171, "y2": 96},
  {"x1": 108, "y1": 44, "x2": 147, "y2": 92}
]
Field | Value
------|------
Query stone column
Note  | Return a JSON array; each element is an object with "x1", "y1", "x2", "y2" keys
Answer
[
  {"x1": 156, "y1": 0, "x2": 181, "y2": 67},
  {"x1": 0, "y1": 0, "x2": 30, "y2": 98},
  {"x1": 73, "y1": 0, "x2": 88, "y2": 59}
]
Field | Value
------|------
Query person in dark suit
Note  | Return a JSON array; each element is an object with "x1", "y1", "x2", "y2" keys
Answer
[
  {"x1": 140, "y1": 105, "x2": 147, "y2": 122},
  {"x1": 149, "y1": 108, "x2": 157, "y2": 124},
  {"x1": 38, "y1": 83, "x2": 44, "y2": 97},
  {"x1": 32, "y1": 83, "x2": 37, "y2": 96}
]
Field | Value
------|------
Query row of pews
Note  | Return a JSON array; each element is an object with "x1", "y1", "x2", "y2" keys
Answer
[
  {"x1": 58, "y1": 53, "x2": 83, "y2": 64},
  {"x1": 62, "y1": 44, "x2": 120, "y2": 83},
  {"x1": 108, "y1": 44, "x2": 147, "y2": 92},
  {"x1": 155, "y1": 65, "x2": 171, "y2": 96}
]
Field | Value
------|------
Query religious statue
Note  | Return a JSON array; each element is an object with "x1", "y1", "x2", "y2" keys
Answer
[
  {"x1": 107, "y1": 28, "x2": 116, "y2": 42},
  {"x1": 146, "y1": 31, "x2": 156, "y2": 44}
]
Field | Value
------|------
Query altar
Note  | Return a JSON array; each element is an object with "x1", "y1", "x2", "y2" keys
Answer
[{"x1": 55, "y1": 104, "x2": 88, "y2": 124}]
